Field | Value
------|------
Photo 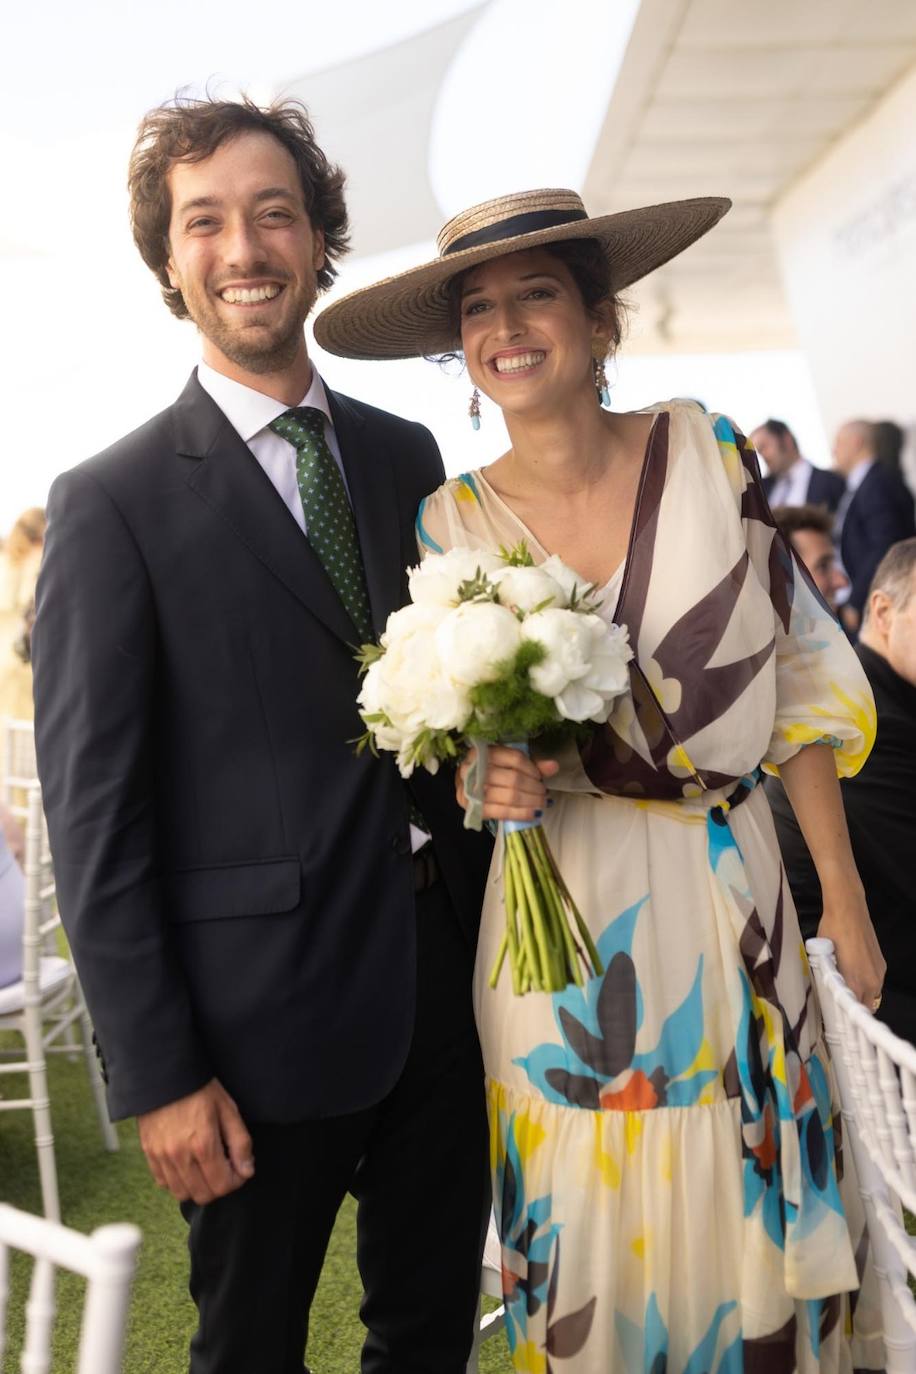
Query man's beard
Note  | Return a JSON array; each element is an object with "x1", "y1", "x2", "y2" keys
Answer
[
  {"x1": 185, "y1": 275, "x2": 316, "y2": 374},
  {"x1": 205, "y1": 313, "x2": 306, "y2": 374}
]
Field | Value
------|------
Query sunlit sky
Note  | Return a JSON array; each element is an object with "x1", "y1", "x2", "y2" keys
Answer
[{"x1": 2, "y1": 0, "x2": 830, "y2": 535}]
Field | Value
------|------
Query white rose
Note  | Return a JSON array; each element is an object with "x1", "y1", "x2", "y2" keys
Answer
[
  {"x1": 408, "y1": 547, "x2": 504, "y2": 608},
  {"x1": 539, "y1": 554, "x2": 596, "y2": 608},
  {"x1": 435, "y1": 601, "x2": 522, "y2": 685},
  {"x1": 522, "y1": 608, "x2": 596, "y2": 697},
  {"x1": 496, "y1": 565, "x2": 566, "y2": 614}
]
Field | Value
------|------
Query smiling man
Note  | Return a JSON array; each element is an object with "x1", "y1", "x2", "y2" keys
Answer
[{"x1": 31, "y1": 97, "x2": 491, "y2": 1374}]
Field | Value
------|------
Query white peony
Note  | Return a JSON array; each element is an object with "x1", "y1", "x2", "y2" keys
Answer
[
  {"x1": 522, "y1": 609, "x2": 595, "y2": 695},
  {"x1": 539, "y1": 554, "x2": 598, "y2": 608},
  {"x1": 408, "y1": 546, "x2": 505, "y2": 608},
  {"x1": 435, "y1": 601, "x2": 523, "y2": 686},
  {"x1": 522, "y1": 609, "x2": 633, "y2": 722},
  {"x1": 496, "y1": 565, "x2": 567, "y2": 614},
  {"x1": 362, "y1": 602, "x2": 472, "y2": 743}
]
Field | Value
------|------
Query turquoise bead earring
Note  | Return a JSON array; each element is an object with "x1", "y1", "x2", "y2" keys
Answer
[{"x1": 469, "y1": 387, "x2": 481, "y2": 431}]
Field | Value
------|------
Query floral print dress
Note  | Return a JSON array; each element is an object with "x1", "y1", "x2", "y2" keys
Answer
[{"x1": 417, "y1": 402, "x2": 884, "y2": 1372}]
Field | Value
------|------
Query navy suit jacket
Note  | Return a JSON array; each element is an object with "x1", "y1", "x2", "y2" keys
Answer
[
  {"x1": 762, "y1": 464, "x2": 846, "y2": 513},
  {"x1": 32, "y1": 373, "x2": 492, "y2": 1122},
  {"x1": 840, "y1": 463, "x2": 916, "y2": 615}
]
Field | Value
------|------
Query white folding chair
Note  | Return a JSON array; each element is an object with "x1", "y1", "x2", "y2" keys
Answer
[
  {"x1": 0, "y1": 783, "x2": 118, "y2": 1223},
  {"x1": 807, "y1": 937, "x2": 916, "y2": 1373},
  {"x1": 0, "y1": 1201, "x2": 140, "y2": 1374},
  {"x1": 0, "y1": 717, "x2": 38, "y2": 810},
  {"x1": 466, "y1": 1211, "x2": 506, "y2": 1373}
]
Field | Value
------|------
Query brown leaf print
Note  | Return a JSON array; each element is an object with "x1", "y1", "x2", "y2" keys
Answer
[
  {"x1": 546, "y1": 1295, "x2": 597, "y2": 1358},
  {"x1": 743, "y1": 1315, "x2": 797, "y2": 1373}
]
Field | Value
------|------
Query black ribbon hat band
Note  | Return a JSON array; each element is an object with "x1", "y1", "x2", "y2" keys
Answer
[{"x1": 443, "y1": 206, "x2": 589, "y2": 256}]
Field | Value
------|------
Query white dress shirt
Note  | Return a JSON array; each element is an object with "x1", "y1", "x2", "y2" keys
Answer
[
  {"x1": 197, "y1": 361, "x2": 349, "y2": 532},
  {"x1": 768, "y1": 458, "x2": 812, "y2": 508}
]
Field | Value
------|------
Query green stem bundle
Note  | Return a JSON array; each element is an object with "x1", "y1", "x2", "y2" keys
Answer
[{"x1": 488, "y1": 823, "x2": 604, "y2": 994}]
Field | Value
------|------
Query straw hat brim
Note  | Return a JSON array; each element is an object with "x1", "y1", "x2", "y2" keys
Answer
[{"x1": 313, "y1": 196, "x2": 731, "y2": 361}]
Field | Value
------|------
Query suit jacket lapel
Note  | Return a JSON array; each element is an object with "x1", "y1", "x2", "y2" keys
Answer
[
  {"x1": 173, "y1": 372, "x2": 358, "y2": 645},
  {"x1": 329, "y1": 389, "x2": 405, "y2": 636}
]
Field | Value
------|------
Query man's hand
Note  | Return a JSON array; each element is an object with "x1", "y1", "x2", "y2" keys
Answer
[{"x1": 137, "y1": 1078, "x2": 254, "y2": 1204}]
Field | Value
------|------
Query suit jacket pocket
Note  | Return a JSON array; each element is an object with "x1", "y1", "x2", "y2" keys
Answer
[{"x1": 167, "y1": 857, "x2": 301, "y2": 924}]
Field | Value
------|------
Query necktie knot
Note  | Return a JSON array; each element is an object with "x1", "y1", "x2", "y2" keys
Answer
[{"x1": 269, "y1": 407, "x2": 326, "y2": 446}]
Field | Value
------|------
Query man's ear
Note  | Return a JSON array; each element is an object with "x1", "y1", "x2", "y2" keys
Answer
[
  {"x1": 313, "y1": 228, "x2": 326, "y2": 274},
  {"x1": 869, "y1": 589, "x2": 893, "y2": 636},
  {"x1": 166, "y1": 255, "x2": 179, "y2": 290}
]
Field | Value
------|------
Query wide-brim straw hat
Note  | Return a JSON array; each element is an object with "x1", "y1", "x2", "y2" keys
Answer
[{"x1": 313, "y1": 187, "x2": 731, "y2": 361}]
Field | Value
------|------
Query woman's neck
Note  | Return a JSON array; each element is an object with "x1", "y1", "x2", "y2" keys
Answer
[{"x1": 497, "y1": 398, "x2": 622, "y2": 497}]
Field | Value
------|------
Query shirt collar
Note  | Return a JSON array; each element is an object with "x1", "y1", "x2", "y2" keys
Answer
[
  {"x1": 197, "y1": 360, "x2": 333, "y2": 444},
  {"x1": 846, "y1": 457, "x2": 874, "y2": 493}
]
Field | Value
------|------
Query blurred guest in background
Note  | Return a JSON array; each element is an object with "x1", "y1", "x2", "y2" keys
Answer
[
  {"x1": 768, "y1": 537, "x2": 916, "y2": 1041},
  {"x1": 833, "y1": 419, "x2": 915, "y2": 637},
  {"x1": 0, "y1": 507, "x2": 46, "y2": 720},
  {"x1": 771, "y1": 503, "x2": 848, "y2": 611},
  {"x1": 873, "y1": 419, "x2": 906, "y2": 483},
  {"x1": 752, "y1": 417, "x2": 845, "y2": 512}
]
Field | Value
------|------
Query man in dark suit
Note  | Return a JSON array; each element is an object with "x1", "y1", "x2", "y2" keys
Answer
[
  {"x1": 767, "y1": 538, "x2": 916, "y2": 1042},
  {"x1": 751, "y1": 417, "x2": 846, "y2": 513},
  {"x1": 833, "y1": 418, "x2": 916, "y2": 636},
  {"x1": 32, "y1": 96, "x2": 492, "y2": 1374}
]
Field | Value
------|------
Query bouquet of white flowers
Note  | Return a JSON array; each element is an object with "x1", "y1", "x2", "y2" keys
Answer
[{"x1": 355, "y1": 542, "x2": 633, "y2": 994}]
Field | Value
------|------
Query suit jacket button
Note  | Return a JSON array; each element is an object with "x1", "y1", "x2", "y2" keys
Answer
[{"x1": 391, "y1": 832, "x2": 410, "y2": 856}]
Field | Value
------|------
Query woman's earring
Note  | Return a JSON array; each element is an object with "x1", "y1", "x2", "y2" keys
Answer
[
  {"x1": 593, "y1": 355, "x2": 611, "y2": 408},
  {"x1": 469, "y1": 387, "x2": 481, "y2": 431}
]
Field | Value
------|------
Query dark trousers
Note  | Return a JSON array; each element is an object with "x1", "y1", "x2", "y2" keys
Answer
[{"x1": 181, "y1": 879, "x2": 490, "y2": 1374}]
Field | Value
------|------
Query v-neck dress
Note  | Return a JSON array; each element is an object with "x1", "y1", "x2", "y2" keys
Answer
[{"x1": 416, "y1": 402, "x2": 884, "y2": 1372}]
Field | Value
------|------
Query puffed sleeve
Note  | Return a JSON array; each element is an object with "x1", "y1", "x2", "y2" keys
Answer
[
  {"x1": 415, "y1": 472, "x2": 510, "y2": 559},
  {"x1": 711, "y1": 414, "x2": 875, "y2": 778}
]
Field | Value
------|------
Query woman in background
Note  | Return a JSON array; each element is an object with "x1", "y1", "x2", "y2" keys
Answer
[{"x1": 0, "y1": 507, "x2": 46, "y2": 720}]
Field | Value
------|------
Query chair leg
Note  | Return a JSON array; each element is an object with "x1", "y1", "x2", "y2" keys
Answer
[
  {"x1": 80, "y1": 1003, "x2": 119, "y2": 1152},
  {"x1": 27, "y1": 1058, "x2": 61, "y2": 1223}
]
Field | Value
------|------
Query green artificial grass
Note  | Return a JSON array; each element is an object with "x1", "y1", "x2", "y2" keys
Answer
[{"x1": 0, "y1": 1044, "x2": 512, "y2": 1372}]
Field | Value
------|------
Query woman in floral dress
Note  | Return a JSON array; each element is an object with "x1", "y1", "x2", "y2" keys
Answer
[{"x1": 314, "y1": 190, "x2": 886, "y2": 1371}]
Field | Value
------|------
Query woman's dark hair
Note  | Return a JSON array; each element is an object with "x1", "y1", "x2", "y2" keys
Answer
[
  {"x1": 128, "y1": 95, "x2": 350, "y2": 319},
  {"x1": 443, "y1": 237, "x2": 626, "y2": 355}
]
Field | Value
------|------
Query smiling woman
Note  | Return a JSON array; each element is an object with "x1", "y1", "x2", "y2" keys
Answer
[{"x1": 314, "y1": 187, "x2": 888, "y2": 1371}]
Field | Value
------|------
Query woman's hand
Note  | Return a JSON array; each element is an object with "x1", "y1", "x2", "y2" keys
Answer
[
  {"x1": 817, "y1": 882, "x2": 886, "y2": 1010},
  {"x1": 456, "y1": 745, "x2": 559, "y2": 823}
]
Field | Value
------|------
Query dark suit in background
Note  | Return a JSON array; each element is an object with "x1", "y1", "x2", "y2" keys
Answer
[
  {"x1": 762, "y1": 462, "x2": 846, "y2": 513},
  {"x1": 766, "y1": 643, "x2": 916, "y2": 1042},
  {"x1": 839, "y1": 463, "x2": 916, "y2": 618},
  {"x1": 32, "y1": 373, "x2": 492, "y2": 1374}
]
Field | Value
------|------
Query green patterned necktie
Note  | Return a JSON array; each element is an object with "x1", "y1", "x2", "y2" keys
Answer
[{"x1": 270, "y1": 407, "x2": 373, "y2": 642}]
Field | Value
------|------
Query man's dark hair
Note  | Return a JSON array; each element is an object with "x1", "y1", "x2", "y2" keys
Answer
[
  {"x1": 771, "y1": 503, "x2": 834, "y2": 541},
  {"x1": 756, "y1": 418, "x2": 799, "y2": 452},
  {"x1": 864, "y1": 537, "x2": 916, "y2": 623},
  {"x1": 128, "y1": 95, "x2": 350, "y2": 319}
]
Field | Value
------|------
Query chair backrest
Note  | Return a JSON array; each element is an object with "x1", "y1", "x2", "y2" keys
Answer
[
  {"x1": 1, "y1": 719, "x2": 38, "y2": 818},
  {"x1": 806, "y1": 937, "x2": 916, "y2": 1371},
  {"x1": 22, "y1": 783, "x2": 59, "y2": 987},
  {"x1": 0, "y1": 1203, "x2": 141, "y2": 1374}
]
